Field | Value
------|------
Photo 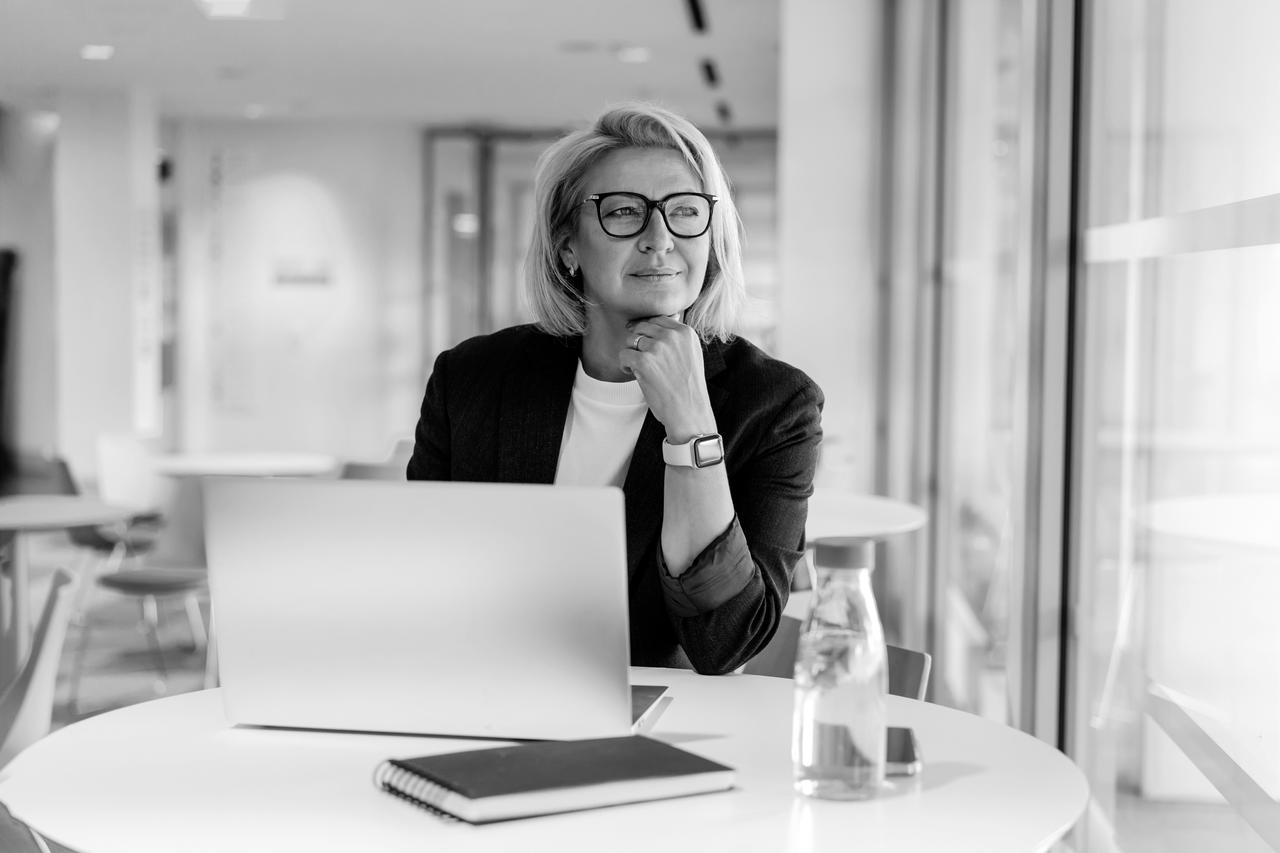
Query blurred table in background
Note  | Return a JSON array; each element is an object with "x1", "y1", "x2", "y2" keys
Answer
[
  {"x1": 150, "y1": 453, "x2": 339, "y2": 565},
  {"x1": 0, "y1": 495, "x2": 131, "y2": 686},
  {"x1": 806, "y1": 492, "x2": 928, "y2": 541}
]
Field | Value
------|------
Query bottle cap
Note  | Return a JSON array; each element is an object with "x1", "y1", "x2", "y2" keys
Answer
[{"x1": 812, "y1": 536, "x2": 875, "y2": 570}]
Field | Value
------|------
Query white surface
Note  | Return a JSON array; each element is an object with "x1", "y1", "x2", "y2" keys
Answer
[
  {"x1": 0, "y1": 669, "x2": 1089, "y2": 853},
  {"x1": 806, "y1": 492, "x2": 929, "y2": 540},
  {"x1": 204, "y1": 478, "x2": 632, "y2": 741},
  {"x1": 1143, "y1": 493, "x2": 1280, "y2": 551}
]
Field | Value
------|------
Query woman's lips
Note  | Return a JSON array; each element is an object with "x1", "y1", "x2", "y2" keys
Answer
[{"x1": 630, "y1": 270, "x2": 681, "y2": 281}]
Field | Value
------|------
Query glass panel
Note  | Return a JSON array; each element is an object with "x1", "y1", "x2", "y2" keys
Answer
[
  {"x1": 931, "y1": 0, "x2": 1029, "y2": 725},
  {"x1": 1071, "y1": 0, "x2": 1280, "y2": 850}
]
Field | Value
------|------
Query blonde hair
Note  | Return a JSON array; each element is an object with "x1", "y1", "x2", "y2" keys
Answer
[{"x1": 525, "y1": 102, "x2": 745, "y2": 341}]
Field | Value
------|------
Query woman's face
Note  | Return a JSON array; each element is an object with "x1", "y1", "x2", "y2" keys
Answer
[{"x1": 562, "y1": 147, "x2": 712, "y2": 329}]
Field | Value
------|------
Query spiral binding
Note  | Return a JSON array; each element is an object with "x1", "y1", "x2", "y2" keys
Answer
[{"x1": 372, "y1": 761, "x2": 462, "y2": 823}]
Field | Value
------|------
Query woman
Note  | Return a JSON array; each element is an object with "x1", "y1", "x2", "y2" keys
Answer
[{"x1": 408, "y1": 103, "x2": 823, "y2": 675}]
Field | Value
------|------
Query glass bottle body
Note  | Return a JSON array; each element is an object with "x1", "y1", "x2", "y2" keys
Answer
[{"x1": 792, "y1": 566, "x2": 887, "y2": 800}]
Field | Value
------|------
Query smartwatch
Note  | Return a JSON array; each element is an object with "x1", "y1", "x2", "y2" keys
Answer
[{"x1": 662, "y1": 434, "x2": 725, "y2": 468}]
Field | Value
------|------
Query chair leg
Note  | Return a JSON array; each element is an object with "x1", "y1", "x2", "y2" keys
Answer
[
  {"x1": 182, "y1": 592, "x2": 207, "y2": 653},
  {"x1": 140, "y1": 594, "x2": 169, "y2": 683},
  {"x1": 66, "y1": 599, "x2": 95, "y2": 719}
]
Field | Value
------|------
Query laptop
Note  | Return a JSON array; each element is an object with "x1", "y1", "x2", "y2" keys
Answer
[{"x1": 204, "y1": 477, "x2": 652, "y2": 741}]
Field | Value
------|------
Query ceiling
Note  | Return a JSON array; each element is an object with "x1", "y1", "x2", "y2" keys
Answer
[{"x1": 0, "y1": 0, "x2": 780, "y2": 129}]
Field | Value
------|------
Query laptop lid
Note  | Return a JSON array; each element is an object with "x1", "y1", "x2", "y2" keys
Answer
[{"x1": 204, "y1": 477, "x2": 633, "y2": 741}]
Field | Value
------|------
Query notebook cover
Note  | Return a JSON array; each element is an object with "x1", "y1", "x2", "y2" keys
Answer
[{"x1": 389, "y1": 735, "x2": 731, "y2": 800}]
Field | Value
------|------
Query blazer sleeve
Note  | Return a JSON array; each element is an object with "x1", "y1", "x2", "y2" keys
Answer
[
  {"x1": 407, "y1": 349, "x2": 451, "y2": 481},
  {"x1": 658, "y1": 379, "x2": 824, "y2": 674}
]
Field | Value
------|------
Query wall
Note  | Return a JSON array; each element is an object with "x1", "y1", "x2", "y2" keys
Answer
[
  {"x1": 0, "y1": 108, "x2": 58, "y2": 460},
  {"x1": 777, "y1": 0, "x2": 883, "y2": 493},
  {"x1": 53, "y1": 91, "x2": 162, "y2": 479},
  {"x1": 175, "y1": 120, "x2": 423, "y2": 460}
]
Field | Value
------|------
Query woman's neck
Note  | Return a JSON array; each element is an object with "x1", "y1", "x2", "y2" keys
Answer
[{"x1": 580, "y1": 316, "x2": 634, "y2": 383}]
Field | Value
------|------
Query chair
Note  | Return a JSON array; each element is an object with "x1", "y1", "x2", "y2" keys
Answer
[
  {"x1": 46, "y1": 457, "x2": 158, "y2": 573},
  {"x1": 743, "y1": 614, "x2": 933, "y2": 701},
  {"x1": 0, "y1": 569, "x2": 77, "y2": 768},
  {"x1": 45, "y1": 457, "x2": 206, "y2": 711},
  {"x1": 339, "y1": 461, "x2": 405, "y2": 481}
]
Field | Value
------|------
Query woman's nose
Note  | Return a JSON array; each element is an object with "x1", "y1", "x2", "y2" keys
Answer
[{"x1": 638, "y1": 207, "x2": 676, "y2": 253}]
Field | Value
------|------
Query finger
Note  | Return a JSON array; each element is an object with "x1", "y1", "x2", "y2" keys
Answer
[
  {"x1": 618, "y1": 347, "x2": 648, "y2": 378},
  {"x1": 627, "y1": 315, "x2": 684, "y2": 335},
  {"x1": 626, "y1": 320, "x2": 679, "y2": 343}
]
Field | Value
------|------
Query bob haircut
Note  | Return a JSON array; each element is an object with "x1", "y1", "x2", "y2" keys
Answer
[{"x1": 525, "y1": 102, "x2": 745, "y2": 342}]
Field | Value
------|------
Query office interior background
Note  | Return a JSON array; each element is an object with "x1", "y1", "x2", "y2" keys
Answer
[{"x1": 0, "y1": 0, "x2": 1275, "y2": 850}]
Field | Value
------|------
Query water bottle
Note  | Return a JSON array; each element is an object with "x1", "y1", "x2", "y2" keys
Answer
[{"x1": 792, "y1": 536, "x2": 887, "y2": 799}]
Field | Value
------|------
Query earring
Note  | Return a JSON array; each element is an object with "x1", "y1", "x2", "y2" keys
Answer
[{"x1": 566, "y1": 263, "x2": 578, "y2": 277}]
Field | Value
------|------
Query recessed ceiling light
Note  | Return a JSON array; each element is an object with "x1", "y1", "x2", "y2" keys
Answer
[
  {"x1": 614, "y1": 45, "x2": 652, "y2": 64},
  {"x1": 80, "y1": 44, "x2": 115, "y2": 61},
  {"x1": 194, "y1": 0, "x2": 253, "y2": 17}
]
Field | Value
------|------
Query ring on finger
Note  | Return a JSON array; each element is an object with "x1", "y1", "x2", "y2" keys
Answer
[{"x1": 632, "y1": 333, "x2": 644, "y2": 351}]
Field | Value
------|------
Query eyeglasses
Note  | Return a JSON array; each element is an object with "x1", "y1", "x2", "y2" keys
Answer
[{"x1": 580, "y1": 191, "x2": 717, "y2": 239}]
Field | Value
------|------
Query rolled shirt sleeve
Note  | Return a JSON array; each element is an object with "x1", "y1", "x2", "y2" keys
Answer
[{"x1": 658, "y1": 516, "x2": 754, "y2": 618}]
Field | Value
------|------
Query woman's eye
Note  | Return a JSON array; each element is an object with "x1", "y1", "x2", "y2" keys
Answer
[
  {"x1": 605, "y1": 206, "x2": 641, "y2": 218},
  {"x1": 670, "y1": 206, "x2": 700, "y2": 218}
]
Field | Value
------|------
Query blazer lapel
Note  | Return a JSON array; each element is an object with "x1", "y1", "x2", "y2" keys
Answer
[{"x1": 497, "y1": 334, "x2": 578, "y2": 484}]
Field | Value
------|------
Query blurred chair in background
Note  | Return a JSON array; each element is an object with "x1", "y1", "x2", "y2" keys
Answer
[
  {"x1": 0, "y1": 569, "x2": 77, "y2": 768},
  {"x1": 387, "y1": 438, "x2": 414, "y2": 472},
  {"x1": 45, "y1": 456, "x2": 205, "y2": 713},
  {"x1": 95, "y1": 433, "x2": 165, "y2": 524},
  {"x1": 743, "y1": 615, "x2": 933, "y2": 701},
  {"x1": 339, "y1": 461, "x2": 405, "y2": 481},
  {"x1": 339, "y1": 438, "x2": 414, "y2": 480}
]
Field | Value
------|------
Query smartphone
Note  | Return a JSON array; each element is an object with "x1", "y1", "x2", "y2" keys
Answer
[{"x1": 886, "y1": 726, "x2": 922, "y2": 776}]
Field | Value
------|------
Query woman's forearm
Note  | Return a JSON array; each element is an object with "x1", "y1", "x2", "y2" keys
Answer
[{"x1": 661, "y1": 461, "x2": 736, "y2": 577}]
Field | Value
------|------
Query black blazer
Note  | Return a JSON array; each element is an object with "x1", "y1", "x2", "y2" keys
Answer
[{"x1": 408, "y1": 324, "x2": 823, "y2": 674}]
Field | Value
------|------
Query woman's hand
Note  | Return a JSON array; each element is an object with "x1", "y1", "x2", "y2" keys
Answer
[{"x1": 618, "y1": 316, "x2": 717, "y2": 442}]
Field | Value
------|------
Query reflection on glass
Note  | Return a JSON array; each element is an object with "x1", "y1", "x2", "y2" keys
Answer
[
  {"x1": 1072, "y1": 1, "x2": 1280, "y2": 851},
  {"x1": 932, "y1": 0, "x2": 1028, "y2": 726}
]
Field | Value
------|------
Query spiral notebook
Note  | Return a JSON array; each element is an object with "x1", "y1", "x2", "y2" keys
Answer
[
  {"x1": 373, "y1": 735, "x2": 735, "y2": 824},
  {"x1": 205, "y1": 477, "x2": 642, "y2": 741}
]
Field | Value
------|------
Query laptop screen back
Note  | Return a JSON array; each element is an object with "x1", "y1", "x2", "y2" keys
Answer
[{"x1": 204, "y1": 477, "x2": 632, "y2": 740}]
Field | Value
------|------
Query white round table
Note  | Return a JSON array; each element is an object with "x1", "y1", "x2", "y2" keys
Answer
[
  {"x1": 0, "y1": 496, "x2": 133, "y2": 686},
  {"x1": 0, "y1": 668, "x2": 1088, "y2": 853},
  {"x1": 806, "y1": 492, "x2": 928, "y2": 540},
  {"x1": 148, "y1": 453, "x2": 338, "y2": 565}
]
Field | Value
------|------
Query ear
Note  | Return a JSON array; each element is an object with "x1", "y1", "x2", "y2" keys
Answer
[{"x1": 559, "y1": 244, "x2": 578, "y2": 273}]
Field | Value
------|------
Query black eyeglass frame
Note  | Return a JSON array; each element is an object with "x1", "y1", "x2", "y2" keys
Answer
[{"x1": 580, "y1": 191, "x2": 719, "y2": 239}]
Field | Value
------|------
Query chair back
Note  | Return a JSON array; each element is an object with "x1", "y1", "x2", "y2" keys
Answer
[
  {"x1": 96, "y1": 433, "x2": 163, "y2": 512},
  {"x1": 743, "y1": 614, "x2": 933, "y2": 700},
  {"x1": 339, "y1": 461, "x2": 405, "y2": 481},
  {"x1": 0, "y1": 569, "x2": 78, "y2": 767},
  {"x1": 386, "y1": 438, "x2": 414, "y2": 470}
]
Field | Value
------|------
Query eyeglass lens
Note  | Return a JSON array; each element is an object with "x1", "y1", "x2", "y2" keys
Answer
[{"x1": 595, "y1": 193, "x2": 712, "y2": 238}]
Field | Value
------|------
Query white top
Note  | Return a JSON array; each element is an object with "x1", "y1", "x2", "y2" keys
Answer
[
  {"x1": 554, "y1": 361, "x2": 648, "y2": 488},
  {"x1": 0, "y1": 669, "x2": 1089, "y2": 853}
]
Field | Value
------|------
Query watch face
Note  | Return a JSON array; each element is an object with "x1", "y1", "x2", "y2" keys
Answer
[{"x1": 692, "y1": 435, "x2": 725, "y2": 467}]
